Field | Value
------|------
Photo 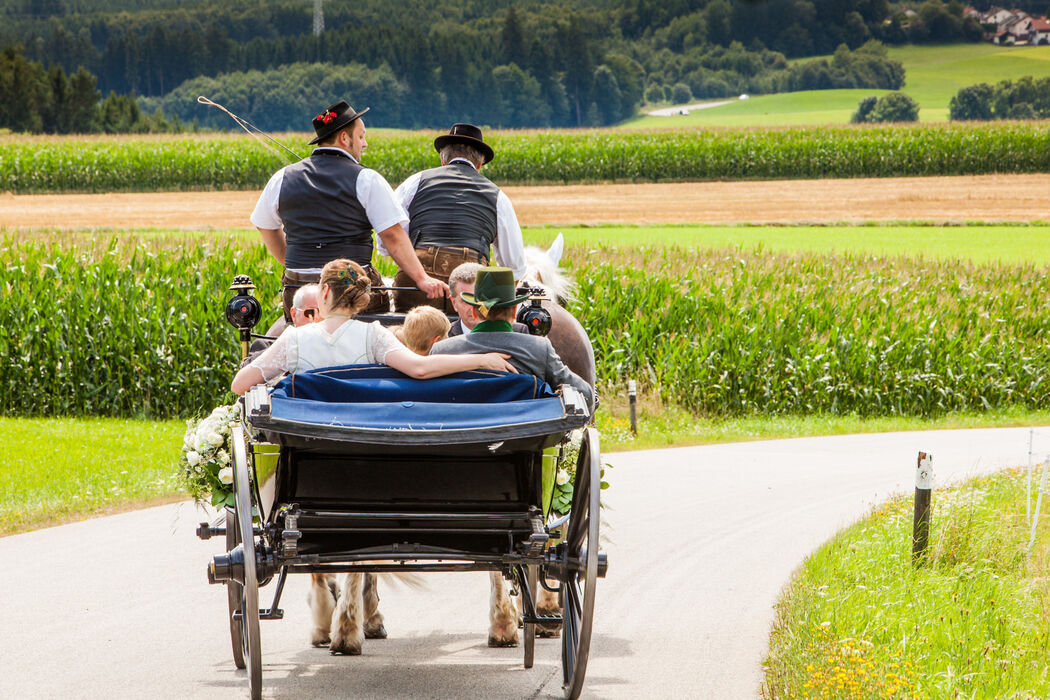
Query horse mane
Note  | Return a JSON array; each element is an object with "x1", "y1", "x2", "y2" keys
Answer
[{"x1": 521, "y1": 245, "x2": 576, "y2": 305}]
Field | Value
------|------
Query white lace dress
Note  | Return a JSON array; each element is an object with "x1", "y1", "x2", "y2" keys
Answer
[{"x1": 247, "y1": 319, "x2": 407, "y2": 384}]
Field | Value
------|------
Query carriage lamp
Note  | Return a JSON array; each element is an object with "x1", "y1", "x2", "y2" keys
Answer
[
  {"x1": 516, "y1": 287, "x2": 552, "y2": 337},
  {"x1": 226, "y1": 275, "x2": 262, "y2": 361}
]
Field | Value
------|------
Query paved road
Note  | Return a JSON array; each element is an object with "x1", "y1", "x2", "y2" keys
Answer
[
  {"x1": 1, "y1": 427, "x2": 1042, "y2": 699},
  {"x1": 646, "y1": 100, "x2": 734, "y2": 116}
]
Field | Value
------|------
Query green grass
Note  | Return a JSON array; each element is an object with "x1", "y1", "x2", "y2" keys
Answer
[
  {"x1": 0, "y1": 417, "x2": 186, "y2": 535},
  {"x1": 625, "y1": 44, "x2": 1050, "y2": 127},
  {"x1": 524, "y1": 223, "x2": 1050, "y2": 267},
  {"x1": 20, "y1": 223, "x2": 1050, "y2": 268},
  {"x1": 597, "y1": 403, "x2": 1050, "y2": 452},
  {"x1": 763, "y1": 467, "x2": 1050, "y2": 698}
]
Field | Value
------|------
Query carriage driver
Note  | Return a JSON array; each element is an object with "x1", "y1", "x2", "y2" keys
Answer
[
  {"x1": 431, "y1": 267, "x2": 594, "y2": 412},
  {"x1": 250, "y1": 100, "x2": 448, "y2": 320},
  {"x1": 386, "y1": 123, "x2": 526, "y2": 313}
]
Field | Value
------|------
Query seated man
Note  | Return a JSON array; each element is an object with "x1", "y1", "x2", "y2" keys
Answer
[
  {"x1": 431, "y1": 267, "x2": 594, "y2": 412},
  {"x1": 288, "y1": 283, "x2": 322, "y2": 327},
  {"x1": 447, "y1": 262, "x2": 529, "y2": 337}
]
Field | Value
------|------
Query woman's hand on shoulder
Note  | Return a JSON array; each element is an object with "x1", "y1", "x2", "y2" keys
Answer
[{"x1": 482, "y1": 353, "x2": 517, "y2": 373}]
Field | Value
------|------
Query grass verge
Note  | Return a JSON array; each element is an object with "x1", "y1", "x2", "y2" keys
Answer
[
  {"x1": 596, "y1": 400, "x2": 1050, "y2": 452},
  {"x1": 762, "y1": 467, "x2": 1050, "y2": 698},
  {"x1": 0, "y1": 416, "x2": 185, "y2": 536}
]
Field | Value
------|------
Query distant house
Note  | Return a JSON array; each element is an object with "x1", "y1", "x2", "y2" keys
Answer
[
  {"x1": 980, "y1": 6, "x2": 1018, "y2": 30},
  {"x1": 1032, "y1": 17, "x2": 1050, "y2": 44}
]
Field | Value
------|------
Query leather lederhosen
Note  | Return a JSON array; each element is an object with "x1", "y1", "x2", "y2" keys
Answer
[{"x1": 392, "y1": 245, "x2": 487, "y2": 313}]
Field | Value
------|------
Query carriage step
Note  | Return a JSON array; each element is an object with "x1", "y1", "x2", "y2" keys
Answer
[{"x1": 233, "y1": 609, "x2": 284, "y2": 621}]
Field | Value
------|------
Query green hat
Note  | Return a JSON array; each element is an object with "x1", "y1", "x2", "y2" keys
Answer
[{"x1": 459, "y1": 267, "x2": 530, "y2": 313}]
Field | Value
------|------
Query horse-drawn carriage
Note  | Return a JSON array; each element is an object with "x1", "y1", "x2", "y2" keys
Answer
[{"x1": 197, "y1": 276, "x2": 607, "y2": 699}]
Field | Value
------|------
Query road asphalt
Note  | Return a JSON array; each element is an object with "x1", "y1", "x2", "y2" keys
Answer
[{"x1": 1, "y1": 426, "x2": 1044, "y2": 699}]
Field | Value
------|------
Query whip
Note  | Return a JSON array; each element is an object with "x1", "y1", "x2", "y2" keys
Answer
[{"x1": 197, "y1": 95, "x2": 303, "y2": 162}]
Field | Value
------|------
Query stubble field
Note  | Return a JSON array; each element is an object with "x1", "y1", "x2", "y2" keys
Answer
[{"x1": 3, "y1": 173, "x2": 1050, "y2": 229}]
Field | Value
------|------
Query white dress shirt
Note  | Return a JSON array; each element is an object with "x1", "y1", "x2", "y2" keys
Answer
[{"x1": 387, "y1": 158, "x2": 527, "y2": 279}]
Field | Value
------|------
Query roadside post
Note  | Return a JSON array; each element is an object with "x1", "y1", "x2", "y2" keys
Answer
[
  {"x1": 627, "y1": 380, "x2": 637, "y2": 435},
  {"x1": 912, "y1": 451, "x2": 933, "y2": 563}
]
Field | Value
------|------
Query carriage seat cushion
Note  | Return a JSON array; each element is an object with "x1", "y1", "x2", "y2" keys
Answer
[{"x1": 271, "y1": 364, "x2": 557, "y2": 404}]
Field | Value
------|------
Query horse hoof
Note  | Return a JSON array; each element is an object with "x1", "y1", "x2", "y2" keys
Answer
[
  {"x1": 488, "y1": 635, "x2": 519, "y2": 648},
  {"x1": 310, "y1": 631, "x2": 331, "y2": 647},
  {"x1": 365, "y1": 624, "x2": 387, "y2": 640},
  {"x1": 329, "y1": 643, "x2": 362, "y2": 656},
  {"x1": 536, "y1": 625, "x2": 561, "y2": 639}
]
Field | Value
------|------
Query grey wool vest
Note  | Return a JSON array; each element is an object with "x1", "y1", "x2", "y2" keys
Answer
[
  {"x1": 278, "y1": 149, "x2": 374, "y2": 269},
  {"x1": 407, "y1": 161, "x2": 499, "y2": 258}
]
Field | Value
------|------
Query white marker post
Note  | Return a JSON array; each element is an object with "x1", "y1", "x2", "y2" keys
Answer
[{"x1": 913, "y1": 451, "x2": 933, "y2": 562}]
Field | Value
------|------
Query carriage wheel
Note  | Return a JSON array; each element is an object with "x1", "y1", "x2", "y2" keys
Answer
[
  {"x1": 523, "y1": 564, "x2": 538, "y2": 668},
  {"x1": 224, "y1": 507, "x2": 246, "y2": 670},
  {"x1": 560, "y1": 427, "x2": 600, "y2": 699},
  {"x1": 232, "y1": 426, "x2": 263, "y2": 700}
]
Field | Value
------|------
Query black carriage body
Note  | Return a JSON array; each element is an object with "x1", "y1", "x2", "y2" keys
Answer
[{"x1": 273, "y1": 443, "x2": 542, "y2": 558}]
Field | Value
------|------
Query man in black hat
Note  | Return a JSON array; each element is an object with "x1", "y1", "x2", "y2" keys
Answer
[
  {"x1": 387, "y1": 123, "x2": 526, "y2": 313},
  {"x1": 251, "y1": 100, "x2": 448, "y2": 318},
  {"x1": 431, "y1": 267, "x2": 593, "y2": 412}
]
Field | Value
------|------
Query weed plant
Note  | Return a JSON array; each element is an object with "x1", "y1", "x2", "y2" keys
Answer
[
  {"x1": 3, "y1": 122, "x2": 1050, "y2": 193},
  {"x1": 763, "y1": 468, "x2": 1050, "y2": 698}
]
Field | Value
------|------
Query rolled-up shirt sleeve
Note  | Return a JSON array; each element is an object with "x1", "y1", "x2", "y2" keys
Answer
[
  {"x1": 494, "y1": 190, "x2": 527, "y2": 279},
  {"x1": 250, "y1": 167, "x2": 287, "y2": 230},
  {"x1": 380, "y1": 171, "x2": 423, "y2": 257},
  {"x1": 358, "y1": 169, "x2": 409, "y2": 239}
]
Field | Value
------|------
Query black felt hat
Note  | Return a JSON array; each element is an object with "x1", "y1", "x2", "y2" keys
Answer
[
  {"x1": 308, "y1": 100, "x2": 369, "y2": 145},
  {"x1": 434, "y1": 123, "x2": 495, "y2": 164}
]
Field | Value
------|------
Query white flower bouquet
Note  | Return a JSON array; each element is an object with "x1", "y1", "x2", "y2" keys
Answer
[
  {"x1": 178, "y1": 402, "x2": 241, "y2": 508},
  {"x1": 549, "y1": 429, "x2": 610, "y2": 515}
]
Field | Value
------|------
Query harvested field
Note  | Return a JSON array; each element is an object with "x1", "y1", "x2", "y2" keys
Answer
[{"x1": 2, "y1": 174, "x2": 1048, "y2": 229}]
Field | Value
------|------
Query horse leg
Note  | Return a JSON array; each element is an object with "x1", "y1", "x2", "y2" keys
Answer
[
  {"x1": 488, "y1": 571, "x2": 519, "y2": 647},
  {"x1": 362, "y1": 573, "x2": 387, "y2": 639},
  {"x1": 535, "y1": 582, "x2": 562, "y2": 638},
  {"x1": 329, "y1": 573, "x2": 365, "y2": 655},
  {"x1": 307, "y1": 573, "x2": 337, "y2": 647}
]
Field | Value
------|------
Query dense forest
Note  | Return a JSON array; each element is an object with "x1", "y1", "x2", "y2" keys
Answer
[{"x1": 0, "y1": 0, "x2": 983, "y2": 131}]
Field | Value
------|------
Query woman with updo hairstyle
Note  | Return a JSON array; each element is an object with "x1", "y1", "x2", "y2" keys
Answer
[{"x1": 232, "y1": 259, "x2": 514, "y2": 395}]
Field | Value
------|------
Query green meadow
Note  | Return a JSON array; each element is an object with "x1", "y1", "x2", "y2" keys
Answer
[
  {"x1": 625, "y1": 44, "x2": 1050, "y2": 127},
  {"x1": 16, "y1": 222, "x2": 1050, "y2": 268},
  {"x1": 526, "y1": 223, "x2": 1050, "y2": 267}
]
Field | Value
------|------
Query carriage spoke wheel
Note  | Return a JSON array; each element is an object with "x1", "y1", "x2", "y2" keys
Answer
[
  {"x1": 224, "y1": 507, "x2": 245, "y2": 670},
  {"x1": 232, "y1": 426, "x2": 262, "y2": 700},
  {"x1": 560, "y1": 427, "x2": 600, "y2": 699}
]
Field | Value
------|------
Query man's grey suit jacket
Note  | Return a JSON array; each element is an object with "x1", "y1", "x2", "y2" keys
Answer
[{"x1": 431, "y1": 331, "x2": 594, "y2": 412}]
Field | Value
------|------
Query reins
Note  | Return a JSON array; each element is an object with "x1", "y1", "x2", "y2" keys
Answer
[{"x1": 197, "y1": 95, "x2": 303, "y2": 163}]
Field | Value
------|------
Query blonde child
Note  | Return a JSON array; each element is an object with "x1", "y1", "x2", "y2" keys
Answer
[{"x1": 396, "y1": 305, "x2": 451, "y2": 356}]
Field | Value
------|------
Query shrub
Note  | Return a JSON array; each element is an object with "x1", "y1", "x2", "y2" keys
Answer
[
  {"x1": 949, "y1": 83, "x2": 994, "y2": 121},
  {"x1": 866, "y1": 92, "x2": 919, "y2": 122},
  {"x1": 850, "y1": 95, "x2": 878, "y2": 123},
  {"x1": 671, "y1": 82, "x2": 693, "y2": 104}
]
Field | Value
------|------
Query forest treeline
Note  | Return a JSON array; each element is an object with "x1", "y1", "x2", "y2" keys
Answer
[{"x1": 1, "y1": 0, "x2": 981, "y2": 130}]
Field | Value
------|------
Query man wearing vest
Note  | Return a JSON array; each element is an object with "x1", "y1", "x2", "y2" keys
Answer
[
  {"x1": 388, "y1": 123, "x2": 526, "y2": 313},
  {"x1": 251, "y1": 100, "x2": 448, "y2": 319}
]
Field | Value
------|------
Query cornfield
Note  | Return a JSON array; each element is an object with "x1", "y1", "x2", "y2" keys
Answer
[
  {"x1": 3, "y1": 234, "x2": 1048, "y2": 419},
  {"x1": 3, "y1": 122, "x2": 1050, "y2": 193}
]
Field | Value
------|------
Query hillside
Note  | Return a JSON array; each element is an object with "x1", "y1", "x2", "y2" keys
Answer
[{"x1": 625, "y1": 43, "x2": 1050, "y2": 126}]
